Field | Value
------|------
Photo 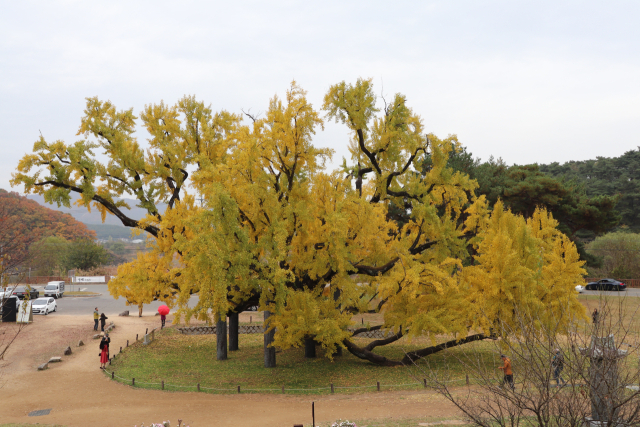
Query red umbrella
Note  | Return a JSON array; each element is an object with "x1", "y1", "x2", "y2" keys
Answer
[{"x1": 158, "y1": 305, "x2": 170, "y2": 316}]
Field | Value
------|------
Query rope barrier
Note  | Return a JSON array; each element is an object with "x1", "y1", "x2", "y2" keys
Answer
[
  {"x1": 103, "y1": 368, "x2": 445, "y2": 393},
  {"x1": 102, "y1": 329, "x2": 487, "y2": 395}
]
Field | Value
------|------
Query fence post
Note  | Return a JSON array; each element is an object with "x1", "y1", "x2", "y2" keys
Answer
[
  {"x1": 237, "y1": 385, "x2": 241, "y2": 393},
  {"x1": 466, "y1": 374, "x2": 469, "y2": 385},
  {"x1": 136, "y1": 333, "x2": 139, "y2": 341},
  {"x1": 197, "y1": 383, "x2": 200, "y2": 392},
  {"x1": 132, "y1": 378, "x2": 135, "y2": 386},
  {"x1": 127, "y1": 340, "x2": 129, "y2": 347},
  {"x1": 120, "y1": 346, "x2": 122, "y2": 354},
  {"x1": 282, "y1": 385, "x2": 285, "y2": 394},
  {"x1": 377, "y1": 381, "x2": 380, "y2": 391},
  {"x1": 161, "y1": 380, "x2": 164, "y2": 390},
  {"x1": 146, "y1": 328, "x2": 148, "y2": 335},
  {"x1": 423, "y1": 378, "x2": 427, "y2": 388},
  {"x1": 331, "y1": 383, "x2": 334, "y2": 394},
  {"x1": 112, "y1": 371, "x2": 114, "y2": 379}
]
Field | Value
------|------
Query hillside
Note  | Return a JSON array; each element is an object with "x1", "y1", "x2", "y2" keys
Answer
[
  {"x1": 539, "y1": 148, "x2": 640, "y2": 232},
  {"x1": 26, "y1": 193, "x2": 167, "y2": 227},
  {"x1": 0, "y1": 189, "x2": 96, "y2": 241},
  {"x1": 85, "y1": 224, "x2": 137, "y2": 240}
]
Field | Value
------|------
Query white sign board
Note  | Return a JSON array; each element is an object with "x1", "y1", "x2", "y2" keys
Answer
[
  {"x1": 74, "y1": 276, "x2": 106, "y2": 283},
  {"x1": 17, "y1": 301, "x2": 33, "y2": 323}
]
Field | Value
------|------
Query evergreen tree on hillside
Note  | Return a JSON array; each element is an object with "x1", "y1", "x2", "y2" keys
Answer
[
  {"x1": 540, "y1": 148, "x2": 640, "y2": 232},
  {"x1": 423, "y1": 147, "x2": 619, "y2": 267},
  {"x1": 422, "y1": 147, "x2": 619, "y2": 238}
]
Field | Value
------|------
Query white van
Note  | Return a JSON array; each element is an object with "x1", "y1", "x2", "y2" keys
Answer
[{"x1": 44, "y1": 281, "x2": 65, "y2": 298}]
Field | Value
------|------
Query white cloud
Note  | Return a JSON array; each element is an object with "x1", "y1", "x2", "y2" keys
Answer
[{"x1": 2, "y1": 0, "x2": 640, "y2": 192}]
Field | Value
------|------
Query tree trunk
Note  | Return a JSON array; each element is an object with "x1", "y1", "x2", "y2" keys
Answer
[
  {"x1": 332, "y1": 287, "x2": 342, "y2": 357},
  {"x1": 264, "y1": 310, "x2": 276, "y2": 368},
  {"x1": 304, "y1": 336, "x2": 316, "y2": 358},
  {"x1": 216, "y1": 317, "x2": 227, "y2": 361},
  {"x1": 228, "y1": 312, "x2": 239, "y2": 351},
  {"x1": 138, "y1": 304, "x2": 143, "y2": 317}
]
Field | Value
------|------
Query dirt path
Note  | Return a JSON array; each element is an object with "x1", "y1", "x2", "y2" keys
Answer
[{"x1": 0, "y1": 314, "x2": 461, "y2": 427}]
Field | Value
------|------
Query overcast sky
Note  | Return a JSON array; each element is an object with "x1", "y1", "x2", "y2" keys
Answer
[{"x1": 2, "y1": 1, "x2": 639, "y2": 195}]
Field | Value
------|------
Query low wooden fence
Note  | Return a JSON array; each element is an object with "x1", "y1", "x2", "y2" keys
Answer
[{"x1": 106, "y1": 324, "x2": 428, "y2": 394}]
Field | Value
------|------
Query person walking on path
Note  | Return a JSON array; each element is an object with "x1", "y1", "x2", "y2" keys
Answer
[
  {"x1": 552, "y1": 348, "x2": 566, "y2": 386},
  {"x1": 100, "y1": 313, "x2": 108, "y2": 332},
  {"x1": 499, "y1": 354, "x2": 515, "y2": 390},
  {"x1": 160, "y1": 313, "x2": 166, "y2": 329},
  {"x1": 93, "y1": 307, "x2": 99, "y2": 331},
  {"x1": 99, "y1": 333, "x2": 110, "y2": 369}
]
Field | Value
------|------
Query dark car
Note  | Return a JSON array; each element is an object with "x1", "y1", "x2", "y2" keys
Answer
[
  {"x1": 585, "y1": 278, "x2": 627, "y2": 291},
  {"x1": 12, "y1": 286, "x2": 39, "y2": 300}
]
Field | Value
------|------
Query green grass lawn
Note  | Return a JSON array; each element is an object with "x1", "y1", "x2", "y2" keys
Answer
[
  {"x1": 106, "y1": 328, "x2": 498, "y2": 394},
  {"x1": 106, "y1": 294, "x2": 640, "y2": 395}
]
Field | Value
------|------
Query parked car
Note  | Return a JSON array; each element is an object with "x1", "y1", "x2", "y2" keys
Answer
[
  {"x1": 12, "y1": 286, "x2": 39, "y2": 300},
  {"x1": 44, "y1": 281, "x2": 65, "y2": 298},
  {"x1": 585, "y1": 278, "x2": 627, "y2": 291},
  {"x1": 31, "y1": 297, "x2": 57, "y2": 315},
  {"x1": 575, "y1": 284, "x2": 585, "y2": 293}
]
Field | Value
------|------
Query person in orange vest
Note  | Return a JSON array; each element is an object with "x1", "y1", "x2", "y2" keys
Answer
[{"x1": 499, "y1": 354, "x2": 515, "y2": 390}]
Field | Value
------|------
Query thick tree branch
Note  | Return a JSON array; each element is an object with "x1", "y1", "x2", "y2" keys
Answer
[
  {"x1": 357, "y1": 129, "x2": 382, "y2": 174},
  {"x1": 343, "y1": 332, "x2": 491, "y2": 366},
  {"x1": 352, "y1": 257, "x2": 399, "y2": 276},
  {"x1": 342, "y1": 338, "x2": 403, "y2": 367},
  {"x1": 400, "y1": 333, "x2": 490, "y2": 364},
  {"x1": 34, "y1": 180, "x2": 160, "y2": 237}
]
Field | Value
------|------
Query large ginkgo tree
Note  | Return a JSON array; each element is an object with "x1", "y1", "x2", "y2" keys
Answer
[{"x1": 12, "y1": 79, "x2": 586, "y2": 367}]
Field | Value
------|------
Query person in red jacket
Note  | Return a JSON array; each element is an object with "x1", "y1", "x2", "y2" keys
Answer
[{"x1": 99, "y1": 333, "x2": 110, "y2": 369}]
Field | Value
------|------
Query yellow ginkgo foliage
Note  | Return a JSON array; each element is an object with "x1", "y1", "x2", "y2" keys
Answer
[
  {"x1": 166, "y1": 80, "x2": 586, "y2": 365},
  {"x1": 12, "y1": 79, "x2": 587, "y2": 367}
]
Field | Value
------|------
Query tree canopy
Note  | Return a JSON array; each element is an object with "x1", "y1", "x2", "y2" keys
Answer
[
  {"x1": 586, "y1": 231, "x2": 640, "y2": 279},
  {"x1": 540, "y1": 150, "x2": 640, "y2": 232},
  {"x1": 12, "y1": 80, "x2": 587, "y2": 366}
]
